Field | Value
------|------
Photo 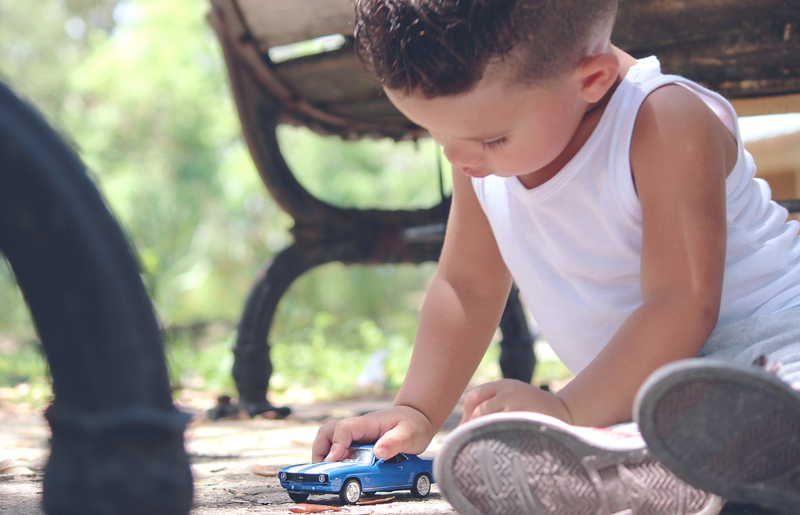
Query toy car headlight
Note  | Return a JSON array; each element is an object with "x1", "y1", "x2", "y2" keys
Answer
[
  {"x1": 318, "y1": 474, "x2": 327, "y2": 483},
  {"x1": 280, "y1": 472, "x2": 287, "y2": 481}
]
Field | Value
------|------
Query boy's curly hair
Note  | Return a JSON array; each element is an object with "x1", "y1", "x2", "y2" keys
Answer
[{"x1": 354, "y1": 0, "x2": 618, "y2": 97}]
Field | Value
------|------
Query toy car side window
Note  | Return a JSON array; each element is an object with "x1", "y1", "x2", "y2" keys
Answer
[{"x1": 384, "y1": 454, "x2": 408, "y2": 464}]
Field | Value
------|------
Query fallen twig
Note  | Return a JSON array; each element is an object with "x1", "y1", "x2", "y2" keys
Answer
[
  {"x1": 357, "y1": 495, "x2": 395, "y2": 505},
  {"x1": 287, "y1": 503, "x2": 344, "y2": 513}
]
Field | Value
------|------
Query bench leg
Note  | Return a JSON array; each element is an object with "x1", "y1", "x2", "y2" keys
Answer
[
  {"x1": 498, "y1": 285, "x2": 537, "y2": 383},
  {"x1": 0, "y1": 83, "x2": 192, "y2": 515}
]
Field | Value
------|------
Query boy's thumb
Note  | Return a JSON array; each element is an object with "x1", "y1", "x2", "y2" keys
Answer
[{"x1": 373, "y1": 428, "x2": 407, "y2": 460}]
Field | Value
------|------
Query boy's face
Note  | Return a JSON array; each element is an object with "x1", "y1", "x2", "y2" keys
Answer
[{"x1": 384, "y1": 73, "x2": 587, "y2": 182}]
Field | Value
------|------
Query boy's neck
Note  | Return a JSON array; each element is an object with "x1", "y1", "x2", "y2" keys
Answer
[{"x1": 517, "y1": 47, "x2": 638, "y2": 190}]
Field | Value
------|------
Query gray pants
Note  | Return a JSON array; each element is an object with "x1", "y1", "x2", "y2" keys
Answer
[
  {"x1": 611, "y1": 306, "x2": 800, "y2": 433},
  {"x1": 699, "y1": 306, "x2": 800, "y2": 387}
]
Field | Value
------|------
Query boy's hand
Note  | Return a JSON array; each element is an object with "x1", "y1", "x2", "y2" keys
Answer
[
  {"x1": 311, "y1": 405, "x2": 435, "y2": 463},
  {"x1": 460, "y1": 379, "x2": 573, "y2": 425}
]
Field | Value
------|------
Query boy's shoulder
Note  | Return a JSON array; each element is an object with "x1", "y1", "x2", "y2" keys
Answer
[
  {"x1": 637, "y1": 84, "x2": 712, "y2": 126},
  {"x1": 630, "y1": 83, "x2": 734, "y2": 179}
]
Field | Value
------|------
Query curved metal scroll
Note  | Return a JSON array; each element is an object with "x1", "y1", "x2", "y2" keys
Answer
[{"x1": 0, "y1": 83, "x2": 193, "y2": 514}]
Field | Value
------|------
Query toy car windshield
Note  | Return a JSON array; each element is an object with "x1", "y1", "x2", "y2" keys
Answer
[{"x1": 341, "y1": 447, "x2": 373, "y2": 465}]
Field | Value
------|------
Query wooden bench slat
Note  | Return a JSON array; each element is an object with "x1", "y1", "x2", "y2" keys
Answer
[
  {"x1": 616, "y1": 0, "x2": 800, "y2": 100},
  {"x1": 733, "y1": 94, "x2": 800, "y2": 117},
  {"x1": 238, "y1": 0, "x2": 353, "y2": 49},
  {"x1": 328, "y1": 98, "x2": 408, "y2": 120},
  {"x1": 273, "y1": 47, "x2": 382, "y2": 104}
]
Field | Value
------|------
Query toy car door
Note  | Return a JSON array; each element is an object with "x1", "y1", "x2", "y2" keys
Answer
[{"x1": 372, "y1": 454, "x2": 411, "y2": 489}]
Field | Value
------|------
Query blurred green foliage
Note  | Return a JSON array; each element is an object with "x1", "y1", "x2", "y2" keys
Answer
[{"x1": 0, "y1": 0, "x2": 480, "y2": 398}]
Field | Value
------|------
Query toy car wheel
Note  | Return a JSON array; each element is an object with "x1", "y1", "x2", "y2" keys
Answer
[
  {"x1": 288, "y1": 493, "x2": 309, "y2": 503},
  {"x1": 339, "y1": 479, "x2": 362, "y2": 504},
  {"x1": 411, "y1": 473, "x2": 431, "y2": 498}
]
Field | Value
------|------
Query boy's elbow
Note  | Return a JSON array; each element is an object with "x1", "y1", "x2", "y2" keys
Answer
[
  {"x1": 437, "y1": 272, "x2": 512, "y2": 306},
  {"x1": 648, "y1": 287, "x2": 721, "y2": 337},
  {"x1": 682, "y1": 284, "x2": 721, "y2": 339},
  {"x1": 698, "y1": 295, "x2": 721, "y2": 335}
]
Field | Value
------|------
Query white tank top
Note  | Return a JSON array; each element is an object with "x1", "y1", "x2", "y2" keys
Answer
[{"x1": 472, "y1": 56, "x2": 800, "y2": 374}]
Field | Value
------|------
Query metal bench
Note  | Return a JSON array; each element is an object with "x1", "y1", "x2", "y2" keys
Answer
[
  {"x1": 0, "y1": 83, "x2": 193, "y2": 515},
  {"x1": 207, "y1": 0, "x2": 800, "y2": 418}
]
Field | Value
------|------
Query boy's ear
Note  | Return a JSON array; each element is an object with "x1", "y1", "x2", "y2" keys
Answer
[{"x1": 574, "y1": 53, "x2": 620, "y2": 104}]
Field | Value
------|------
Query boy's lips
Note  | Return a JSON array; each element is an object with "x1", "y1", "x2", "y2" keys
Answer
[{"x1": 460, "y1": 167, "x2": 490, "y2": 178}]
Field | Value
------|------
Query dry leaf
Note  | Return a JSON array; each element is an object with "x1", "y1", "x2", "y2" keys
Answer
[
  {"x1": 252, "y1": 464, "x2": 279, "y2": 477},
  {"x1": 287, "y1": 503, "x2": 344, "y2": 513},
  {"x1": 357, "y1": 496, "x2": 395, "y2": 505},
  {"x1": 2, "y1": 466, "x2": 34, "y2": 475},
  {"x1": 0, "y1": 460, "x2": 33, "y2": 476}
]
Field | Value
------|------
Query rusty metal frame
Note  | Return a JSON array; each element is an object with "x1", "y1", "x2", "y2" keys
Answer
[{"x1": 207, "y1": 0, "x2": 536, "y2": 418}]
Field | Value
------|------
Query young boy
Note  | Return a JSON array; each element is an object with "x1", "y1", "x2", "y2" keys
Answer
[{"x1": 312, "y1": 1, "x2": 800, "y2": 513}]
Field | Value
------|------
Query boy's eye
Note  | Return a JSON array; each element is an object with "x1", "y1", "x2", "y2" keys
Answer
[{"x1": 479, "y1": 137, "x2": 508, "y2": 150}]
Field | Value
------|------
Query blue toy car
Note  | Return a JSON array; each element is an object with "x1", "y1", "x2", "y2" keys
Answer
[{"x1": 278, "y1": 444, "x2": 435, "y2": 504}]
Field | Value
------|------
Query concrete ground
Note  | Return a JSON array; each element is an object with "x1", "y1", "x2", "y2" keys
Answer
[{"x1": 0, "y1": 396, "x2": 779, "y2": 515}]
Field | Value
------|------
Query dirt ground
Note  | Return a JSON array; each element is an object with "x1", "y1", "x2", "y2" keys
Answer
[
  {"x1": 0, "y1": 395, "x2": 458, "y2": 515},
  {"x1": 0, "y1": 395, "x2": 779, "y2": 515}
]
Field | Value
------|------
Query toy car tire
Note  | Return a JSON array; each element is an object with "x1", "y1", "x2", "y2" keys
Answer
[
  {"x1": 339, "y1": 478, "x2": 362, "y2": 504},
  {"x1": 411, "y1": 473, "x2": 432, "y2": 498}
]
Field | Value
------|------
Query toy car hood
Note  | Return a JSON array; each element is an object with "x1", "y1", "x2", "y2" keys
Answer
[{"x1": 281, "y1": 461, "x2": 362, "y2": 475}]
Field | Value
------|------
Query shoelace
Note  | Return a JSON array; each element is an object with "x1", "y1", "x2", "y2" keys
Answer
[{"x1": 751, "y1": 354, "x2": 784, "y2": 377}]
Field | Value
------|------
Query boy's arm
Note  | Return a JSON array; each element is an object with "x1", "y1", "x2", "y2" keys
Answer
[
  {"x1": 556, "y1": 85, "x2": 733, "y2": 427},
  {"x1": 312, "y1": 166, "x2": 513, "y2": 461},
  {"x1": 392, "y1": 167, "x2": 514, "y2": 426}
]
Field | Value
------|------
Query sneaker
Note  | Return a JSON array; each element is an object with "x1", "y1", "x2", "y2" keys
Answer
[
  {"x1": 635, "y1": 358, "x2": 800, "y2": 515},
  {"x1": 434, "y1": 412, "x2": 723, "y2": 515}
]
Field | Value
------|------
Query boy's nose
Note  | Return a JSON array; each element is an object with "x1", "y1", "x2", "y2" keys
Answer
[{"x1": 443, "y1": 142, "x2": 483, "y2": 169}]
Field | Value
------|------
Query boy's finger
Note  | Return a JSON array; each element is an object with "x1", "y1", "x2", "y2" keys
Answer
[
  {"x1": 311, "y1": 420, "x2": 338, "y2": 463},
  {"x1": 461, "y1": 382, "x2": 501, "y2": 423},
  {"x1": 467, "y1": 395, "x2": 506, "y2": 421},
  {"x1": 326, "y1": 417, "x2": 386, "y2": 462},
  {"x1": 373, "y1": 425, "x2": 408, "y2": 460},
  {"x1": 326, "y1": 421, "x2": 357, "y2": 462}
]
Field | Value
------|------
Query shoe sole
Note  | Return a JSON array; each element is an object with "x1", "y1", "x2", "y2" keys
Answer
[
  {"x1": 635, "y1": 359, "x2": 800, "y2": 515},
  {"x1": 434, "y1": 412, "x2": 723, "y2": 515}
]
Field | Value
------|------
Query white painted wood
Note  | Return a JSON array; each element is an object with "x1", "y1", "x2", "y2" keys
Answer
[{"x1": 238, "y1": 0, "x2": 355, "y2": 47}]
